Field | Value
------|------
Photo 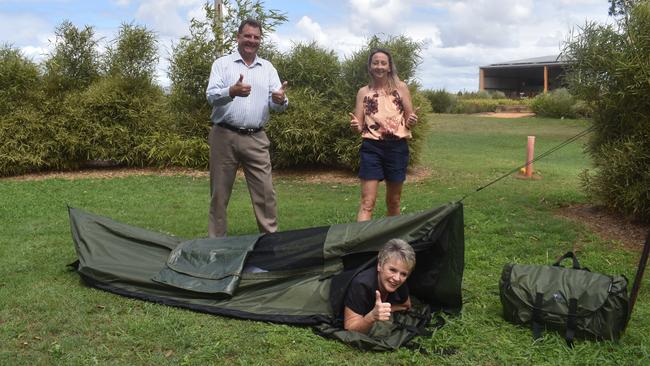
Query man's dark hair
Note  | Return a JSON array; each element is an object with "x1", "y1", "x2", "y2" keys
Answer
[{"x1": 238, "y1": 18, "x2": 263, "y2": 35}]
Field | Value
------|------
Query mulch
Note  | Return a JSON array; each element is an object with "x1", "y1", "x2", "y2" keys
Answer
[{"x1": 556, "y1": 204, "x2": 649, "y2": 251}]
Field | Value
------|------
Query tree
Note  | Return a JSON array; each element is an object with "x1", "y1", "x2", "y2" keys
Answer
[
  {"x1": 73, "y1": 22, "x2": 168, "y2": 166},
  {"x1": 43, "y1": 20, "x2": 100, "y2": 94},
  {"x1": 104, "y1": 23, "x2": 158, "y2": 83},
  {"x1": 167, "y1": 0, "x2": 288, "y2": 138},
  {"x1": 563, "y1": 0, "x2": 650, "y2": 220},
  {"x1": 0, "y1": 45, "x2": 42, "y2": 115},
  {"x1": 608, "y1": 0, "x2": 641, "y2": 16}
]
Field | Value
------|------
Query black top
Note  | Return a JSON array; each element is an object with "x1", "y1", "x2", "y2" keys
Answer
[{"x1": 343, "y1": 267, "x2": 409, "y2": 316}]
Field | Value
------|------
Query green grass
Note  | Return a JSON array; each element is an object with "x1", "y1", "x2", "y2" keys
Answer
[{"x1": 1, "y1": 114, "x2": 648, "y2": 365}]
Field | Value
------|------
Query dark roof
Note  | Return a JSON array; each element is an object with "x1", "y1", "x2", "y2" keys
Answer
[{"x1": 481, "y1": 54, "x2": 570, "y2": 69}]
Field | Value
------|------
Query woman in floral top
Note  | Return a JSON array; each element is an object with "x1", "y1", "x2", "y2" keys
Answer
[{"x1": 349, "y1": 48, "x2": 418, "y2": 221}]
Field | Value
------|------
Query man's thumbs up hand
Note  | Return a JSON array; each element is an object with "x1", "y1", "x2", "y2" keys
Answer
[
  {"x1": 229, "y1": 73, "x2": 251, "y2": 98},
  {"x1": 272, "y1": 81, "x2": 288, "y2": 105}
]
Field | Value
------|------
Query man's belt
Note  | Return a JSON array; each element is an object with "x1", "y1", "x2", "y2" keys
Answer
[{"x1": 217, "y1": 123, "x2": 262, "y2": 135}]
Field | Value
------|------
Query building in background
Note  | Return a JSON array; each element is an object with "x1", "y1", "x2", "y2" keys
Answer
[{"x1": 479, "y1": 55, "x2": 569, "y2": 98}]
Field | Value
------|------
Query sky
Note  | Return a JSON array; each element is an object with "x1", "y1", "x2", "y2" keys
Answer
[{"x1": 0, "y1": 0, "x2": 614, "y2": 92}]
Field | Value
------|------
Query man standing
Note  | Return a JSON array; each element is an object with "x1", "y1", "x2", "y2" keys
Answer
[{"x1": 206, "y1": 18, "x2": 288, "y2": 238}]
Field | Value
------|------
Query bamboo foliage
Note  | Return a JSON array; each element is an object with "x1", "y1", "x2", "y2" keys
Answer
[
  {"x1": 0, "y1": 5, "x2": 429, "y2": 176},
  {"x1": 563, "y1": 0, "x2": 650, "y2": 220}
]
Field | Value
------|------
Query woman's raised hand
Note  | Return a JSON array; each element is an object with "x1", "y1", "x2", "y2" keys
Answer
[
  {"x1": 349, "y1": 112, "x2": 362, "y2": 132},
  {"x1": 407, "y1": 106, "x2": 420, "y2": 126},
  {"x1": 370, "y1": 290, "x2": 391, "y2": 322}
]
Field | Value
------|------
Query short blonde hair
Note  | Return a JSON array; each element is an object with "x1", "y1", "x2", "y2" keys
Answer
[{"x1": 378, "y1": 238, "x2": 416, "y2": 270}]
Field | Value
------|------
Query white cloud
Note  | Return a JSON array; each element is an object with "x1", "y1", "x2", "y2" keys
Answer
[
  {"x1": 0, "y1": 13, "x2": 51, "y2": 47},
  {"x1": 436, "y1": 0, "x2": 536, "y2": 47},
  {"x1": 271, "y1": 15, "x2": 366, "y2": 59},
  {"x1": 348, "y1": 0, "x2": 411, "y2": 34},
  {"x1": 402, "y1": 23, "x2": 443, "y2": 48},
  {"x1": 134, "y1": 0, "x2": 204, "y2": 38},
  {"x1": 296, "y1": 16, "x2": 327, "y2": 44},
  {"x1": 19, "y1": 46, "x2": 50, "y2": 62}
]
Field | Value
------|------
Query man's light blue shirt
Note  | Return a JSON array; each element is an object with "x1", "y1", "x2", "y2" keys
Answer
[{"x1": 206, "y1": 51, "x2": 288, "y2": 129}]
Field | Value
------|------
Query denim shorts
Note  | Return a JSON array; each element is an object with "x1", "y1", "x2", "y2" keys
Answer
[{"x1": 358, "y1": 138, "x2": 409, "y2": 182}]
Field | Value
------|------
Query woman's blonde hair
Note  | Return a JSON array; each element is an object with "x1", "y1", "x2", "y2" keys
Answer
[
  {"x1": 367, "y1": 48, "x2": 400, "y2": 92},
  {"x1": 378, "y1": 238, "x2": 416, "y2": 270}
]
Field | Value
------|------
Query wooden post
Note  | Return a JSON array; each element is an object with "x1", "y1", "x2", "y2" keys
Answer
[
  {"x1": 479, "y1": 68, "x2": 485, "y2": 91},
  {"x1": 543, "y1": 65, "x2": 548, "y2": 93},
  {"x1": 526, "y1": 136, "x2": 535, "y2": 178},
  {"x1": 215, "y1": 0, "x2": 223, "y2": 57},
  {"x1": 215, "y1": 0, "x2": 222, "y2": 21}
]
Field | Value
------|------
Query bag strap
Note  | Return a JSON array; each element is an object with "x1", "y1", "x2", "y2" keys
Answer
[
  {"x1": 565, "y1": 298, "x2": 578, "y2": 348},
  {"x1": 553, "y1": 251, "x2": 581, "y2": 269},
  {"x1": 532, "y1": 292, "x2": 544, "y2": 340},
  {"x1": 629, "y1": 229, "x2": 650, "y2": 316}
]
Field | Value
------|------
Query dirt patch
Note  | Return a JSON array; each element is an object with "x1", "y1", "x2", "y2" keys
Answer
[
  {"x1": 473, "y1": 112, "x2": 536, "y2": 118},
  {"x1": 556, "y1": 204, "x2": 649, "y2": 251},
  {"x1": 1, "y1": 165, "x2": 432, "y2": 185}
]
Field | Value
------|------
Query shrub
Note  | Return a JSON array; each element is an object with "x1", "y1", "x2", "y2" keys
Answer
[
  {"x1": 0, "y1": 46, "x2": 55, "y2": 176},
  {"x1": 274, "y1": 42, "x2": 344, "y2": 101},
  {"x1": 457, "y1": 90, "x2": 508, "y2": 99},
  {"x1": 43, "y1": 20, "x2": 100, "y2": 95},
  {"x1": 407, "y1": 89, "x2": 433, "y2": 167},
  {"x1": 266, "y1": 87, "x2": 347, "y2": 168},
  {"x1": 167, "y1": 20, "x2": 217, "y2": 140},
  {"x1": 422, "y1": 89, "x2": 457, "y2": 113},
  {"x1": 0, "y1": 109, "x2": 62, "y2": 176},
  {"x1": 135, "y1": 132, "x2": 209, "y2": 169},
  {"x1": 267, "y1": 36, "x2": 428, "y2": 171},
  {"x1": 564, "y1": 0, "x2": 650, "y2": 220},
  {"x1": 570, "y1": 100, "x2": 594, "y2": 119},
  {"x1": 0, "y1": 46, "x2": 42, "y2": 115},
  {"x1": 452, "y1": 98, "x2": 501, "y2": 113},
  {"x1": 580, "y1": 135, "x2": 650, "y2": 219},
  {"x1": 72, "y1": 77, "x2": 170, "y2": 165},
  {"x1": 491, "y1": 90, "x2": 507, "y2": 99},
  {"x1": 530, "y1": 88, "x2": 576, "y2": 118},
  {"x1": 104, "y1": 23, "x2": 159, "y2": 82}
]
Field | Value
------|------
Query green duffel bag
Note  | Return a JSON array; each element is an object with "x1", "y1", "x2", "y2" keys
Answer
[{"x1": 499, "y1": 252, "x2": 630, "y2": 346}]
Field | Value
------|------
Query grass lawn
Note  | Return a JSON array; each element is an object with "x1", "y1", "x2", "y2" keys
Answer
[{"x1": 1, "y1": 114, "x2": 648, "y2": 365}]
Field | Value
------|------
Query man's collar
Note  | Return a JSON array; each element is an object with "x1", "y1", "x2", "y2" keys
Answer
[{"x1": 233, "y1": 50, "x2": 262, "y2": 66}]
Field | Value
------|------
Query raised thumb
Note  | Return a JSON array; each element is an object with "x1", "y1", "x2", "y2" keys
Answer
[
  {"x1": 375, "y1": 290, "x2": 382, "y2": 303},
  {"x1": 238, "y1": 74, "x2": 244, "y2": 83},
  {"x1": 281, "y1": 81, "x2": 288, "y2": 90}
]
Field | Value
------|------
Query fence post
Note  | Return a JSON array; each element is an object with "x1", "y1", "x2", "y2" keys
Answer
[{"x1": 526, "y1": 136, "x2": 535, "y2": 178}]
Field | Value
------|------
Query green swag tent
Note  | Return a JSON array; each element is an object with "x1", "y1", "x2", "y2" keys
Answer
[{"x1": 69, "y1": 201, "x2": 464, "y2": 328}]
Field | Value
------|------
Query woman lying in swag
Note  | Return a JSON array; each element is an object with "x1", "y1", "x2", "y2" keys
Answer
[{"x1": 343, "y1": 239, "x2": 415, "y2": 333}]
